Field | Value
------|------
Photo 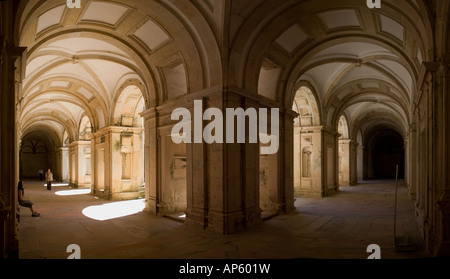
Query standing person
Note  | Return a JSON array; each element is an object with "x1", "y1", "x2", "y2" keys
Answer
[
  {"x1": 45, "y1": 169, "x2": 53, "y2": 190},
  {"x1": 38, "y1": 169, "x2": 44, "y2": 181},
  {"x1": 18, "y1": 180, "x2": 40, "y2": 217}
]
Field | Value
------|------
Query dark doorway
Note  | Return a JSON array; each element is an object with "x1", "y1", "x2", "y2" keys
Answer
[
  {"x1": 371, "y1": 131, "x2": 405, "y2": 179},
  {"x1": 20, "y1": 133, "x2": 55, "y2": 180}
]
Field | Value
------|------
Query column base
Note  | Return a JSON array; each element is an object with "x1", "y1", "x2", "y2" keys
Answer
[
  {"x1": 69, "y1": 182, "x2": 91, "y2": 189},
  {"x1": 297, "y1": 189, "x2": 327, "y2": 198},
  {"x1": 325, "y1": 186, "x2": 339, "y2": 197},
  {"x1": 185, "y1": 207, "x2": 208, "y2": 229},
  {"x1": 110, "y1": 192, "x2": 141, "y2": 201},
  {"x1": 206, "y1": 209, "x2": 261, "y2": 234},
  {"x1": 144, "y1": 197, "x2": 158, "y2": 214}
]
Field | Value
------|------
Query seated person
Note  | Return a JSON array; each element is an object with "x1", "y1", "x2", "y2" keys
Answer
[{"x1": 18, "y1": 180, "x2": 40, "y2": 217}]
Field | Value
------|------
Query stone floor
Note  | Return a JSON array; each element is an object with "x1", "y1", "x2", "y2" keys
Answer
[{"x1": 18, "y1": 179, "x2": 426, "y2": 259}]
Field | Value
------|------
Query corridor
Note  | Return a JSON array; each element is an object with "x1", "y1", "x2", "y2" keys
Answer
[
  {"x1": 2, "y1": 0, "x2": 449, "y2": 259},
  {"x1": 19, "y1": 180, "x2": 425, "y2": 259}
]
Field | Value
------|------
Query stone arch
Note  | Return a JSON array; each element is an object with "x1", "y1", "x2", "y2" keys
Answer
[
  {"x1": 292, "y1": 85, "x2": 322, "y2": 127},
  {"x1": 20, "y1": 132, "x2": 57, "y2": 180},
  {"x1": 292, "y1": 84, "x2": 324, "y2": 197},
  {"x1": 78, "y1": 115, "x2": 92, "y2": 141},
  {"x1": 226, "y1": 0, "x2": 434, "y2": 111},
  {"x1": 111, "y1": 81, "x2": 146, "y2": 128},
  {"x1": 63, "y1": 131, "x2": 69, "y2": 147},
  {"x1": 338, "y1": 115, "x2": 349, "y2": 140},
  {"x1": 363, "y1": 126, "x2": 405, "y2": 180}
]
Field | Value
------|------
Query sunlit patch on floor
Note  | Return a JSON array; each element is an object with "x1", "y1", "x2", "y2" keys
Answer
[
  {"x1": 55, "y1": 189, "x2": 91, "y2": 196},
  {"x1": 42, "y1": 183, "x2": 70, "y2": 187},
  {"x1": 82, "y1": 199, "x2": 145, "y2": 221}
]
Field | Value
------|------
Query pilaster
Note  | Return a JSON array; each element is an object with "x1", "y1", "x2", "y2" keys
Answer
[
  {"x1": 0, "y1": 1, "x2": 25, "y2": 256},
  {"x1": 338, "y1": 139, "x2": 351, "y2": 187},
  {"x1": 68, "y1": 141, "x2": 91, "y2": 188},
  {"x1": 322, "y1": 127, "x2": 339, "y2": 196},
  {"x1": 349, "y1": 140, "x2": 358, "y2": 185},
  {"x1": 57, "y1": 147, "x2": 69, "y2": 182}
]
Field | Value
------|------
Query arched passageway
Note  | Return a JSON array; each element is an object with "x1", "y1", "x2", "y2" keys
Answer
[
  {"x1": 1, "y1": 0, "x2": 450, "y2": 259},
  {"x1": 370, "y1": 130, "x2": 405, "y2": 179},
  {"x1": 20, "y1": 133, "x2": 56, "y2": 180}
]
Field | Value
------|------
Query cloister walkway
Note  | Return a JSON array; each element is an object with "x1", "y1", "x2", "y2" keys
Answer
[{"x1": 19, "y1": 180, "x2": 425, "y2": 259}]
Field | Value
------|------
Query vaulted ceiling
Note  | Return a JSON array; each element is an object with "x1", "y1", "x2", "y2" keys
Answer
[
  {"x1": 18, "y1": 0, "x2": 222, "y2": 145},
  {"x1": 17, "y1": 0, "x2": 433, "y2": 147},
  {"x1": 231, "y1": 0, "x2": 432, "y2": 141}
]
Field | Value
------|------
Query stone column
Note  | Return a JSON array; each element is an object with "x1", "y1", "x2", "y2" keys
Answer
[
  {"x1": 277, "y1": 109, "x2": 296, "y2": 214},
  {"x1": 142, "y1": 86, "x2": 295, "y2": 233},
  {"x1": 407, "y1": 123, "x2": 417, "y2": 199},
  {"x1": 90, "y1": 130, "x2": 108, "y2": 198},
  {"x1": 323, "y1": 128, "x2": 339, "y2": 196},
  {"x1": 357, "y1": 144, "x2": 364, "y2": 181},
  {"x1": 68, "y1": 141, "x2": 91, "y2": 188},
  {"x1": 349, "y1": 140, "x2": 358, "y2": 186},
  {"x1": 0, "y1": 1, "x2": 26, "y2": 256},
  {"x1": 140, "y1": 108, "x2": 160, "y2": 214},
  {"x1": 184, "y1": 95, "x2": 210, "y2": 228},
  {"x1": 432, "y1": 57, "x2": 450, "y2": 256},
  {"x1": 57, "y1": 147, "x2": 69, "y2": 182},
  {"x1": 91, "y1": 127, "x2": 143, "y2": 200},
  {"x1": 338, "y1": 139, "x2": 351, "y2": 187},
  {"x1": 202, "y1": 88, "x2": 261, "y2": 234},
  {"x1": 260, "y1": 107, "x2": 295, "y2": 216}
]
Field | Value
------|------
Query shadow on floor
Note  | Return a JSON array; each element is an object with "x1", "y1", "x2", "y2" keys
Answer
[{"x1": 18, "y1": 179, "x2": 426, "y2": 259}]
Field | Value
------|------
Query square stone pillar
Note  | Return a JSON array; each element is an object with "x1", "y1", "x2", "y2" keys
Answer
[
  {"x1": 0, "y1": 8, "x2": 26, "y2": 256},
  {"x1": 140, "y1": 108, "x2": 160, "y2": 214},
  {"x1": 278, "y1": 109, "x2": 296, "y2": 214},
  {"x1": 338, "y1": 139, "x2": 351, "y2": 186},
  {"x1": 357, "y1": 145, "x2": 364, "y2": 181},
  {"x1": 350, "y1": 141, "x2": 358, "y2": 185},
  {"x1": 0, "y1": 208, "x2": 11, "y2": 258},
  {"x1": 57, "y1": 147, "x2": 69, "y2": 182},
  {"x1": 200, "y1": 89, "x2": 261, "y2": 233},
  {"x1": 141, "y1": 86, "x2": 295, "y2": 233},
  {"x1": 430, "y1": 59, "x2": 450, "y2": 256},
  {"x1": 323, "y1": 128, "x2": 339, "y2": 196},
  {"x1": 91, "y1": 127, "x2": 143, "y2": 200},
  {"x1": 68, "y1": 141, "x2": 91, "y2": 188}
]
